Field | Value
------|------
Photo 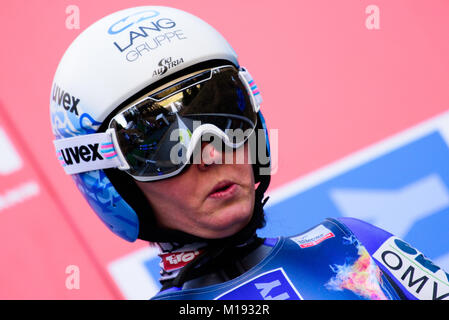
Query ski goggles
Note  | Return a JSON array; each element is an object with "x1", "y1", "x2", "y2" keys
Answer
[{"x1": 54, "y1": 65, "x2": 263, "y2": 181}]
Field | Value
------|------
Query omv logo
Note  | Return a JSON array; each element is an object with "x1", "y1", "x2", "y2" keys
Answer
[{"x1": 0, "y1": 127, "x2": 22, "y2": 175}]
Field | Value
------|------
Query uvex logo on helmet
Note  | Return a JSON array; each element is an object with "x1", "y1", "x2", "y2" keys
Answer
[
  {"x1": 58, "y1": 143, "x2": 103, "y2": 166},
  {"x1": 52, "y1": 83, "x2": 80, "y2": 116}
]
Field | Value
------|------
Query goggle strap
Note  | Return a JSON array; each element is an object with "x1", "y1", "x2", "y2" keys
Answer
[
  {"x1": 239, "y1": 67, "x2": 263, "y2": 111},
  {"x1": 53, "y1": 128, "x2": 128, "y2": 175}
]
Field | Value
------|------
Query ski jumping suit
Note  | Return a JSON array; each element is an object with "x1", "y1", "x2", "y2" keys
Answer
[{"x1": 152, "y1": 217, "x2": 449, "y2": 300}]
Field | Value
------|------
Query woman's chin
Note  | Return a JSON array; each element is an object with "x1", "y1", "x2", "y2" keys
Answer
[{"x1": 198, "y1": 204, "x2": 254, "y2": 239}]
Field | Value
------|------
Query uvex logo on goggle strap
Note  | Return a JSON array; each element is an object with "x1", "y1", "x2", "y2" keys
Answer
[
  {"x1": 54, "y1": 131, "x2": 123, "y2": 174},
  {"x1": 58, "y1": 143, "x2": 118, "y2": 166}
]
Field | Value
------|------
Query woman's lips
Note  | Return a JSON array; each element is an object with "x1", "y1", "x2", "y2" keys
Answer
[{"x1": 208, "y1": 181, "x2": 238, "y2": 199}]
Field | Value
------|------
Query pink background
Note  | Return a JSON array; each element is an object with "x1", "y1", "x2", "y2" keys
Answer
[{"x1": 0, "y1": 0, "x2": 448, "y2": 298}]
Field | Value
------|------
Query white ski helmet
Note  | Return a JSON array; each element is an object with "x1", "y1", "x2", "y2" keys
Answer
[{"x1": 50, "y1": 6, "x2": 271, "y2": 242}]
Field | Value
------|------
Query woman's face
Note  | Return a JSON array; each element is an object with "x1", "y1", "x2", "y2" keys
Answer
[{"x1": 136, "y1": 142, "x2": 256, "y2": 239}]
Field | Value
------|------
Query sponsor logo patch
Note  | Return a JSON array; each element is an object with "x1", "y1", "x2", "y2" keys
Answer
[
  {"x1": 373, "y1": 236, "x2": 449, "y2": 300},
  {"x1": 160, "y1": 250, "x2": 202, "y2": 272},
  {"x1": 291, "y1": 225, "x2": 335, "y2": 248},
  {"x1": 214, "y1": 267, "x2": 302, "y2": 300}
]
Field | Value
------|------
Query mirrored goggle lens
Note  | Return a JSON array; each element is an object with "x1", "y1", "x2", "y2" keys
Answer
[{"x1": 109, "y1": 66, "x2": 258, "y2": 178}]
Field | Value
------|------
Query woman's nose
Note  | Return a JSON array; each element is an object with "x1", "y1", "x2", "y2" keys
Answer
[{"x1": 197, "y1": 141, "x2": 223, "y2": 169}]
